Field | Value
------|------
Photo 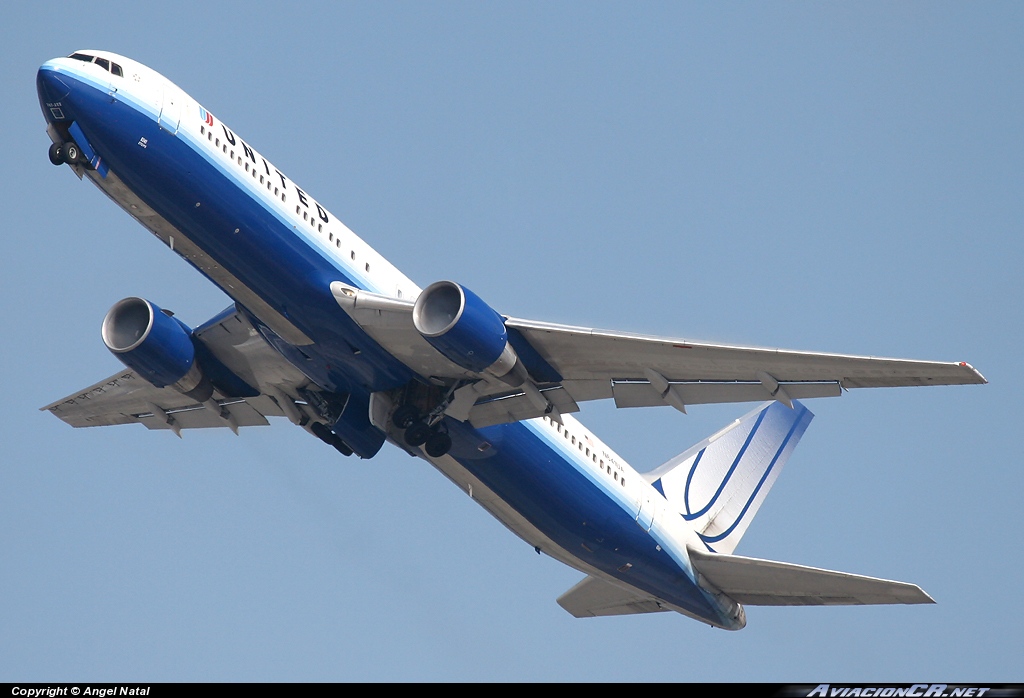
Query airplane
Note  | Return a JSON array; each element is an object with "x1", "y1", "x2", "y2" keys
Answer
[{"x1": 35, "y1": 50, "x2": 986, "y2": 630}]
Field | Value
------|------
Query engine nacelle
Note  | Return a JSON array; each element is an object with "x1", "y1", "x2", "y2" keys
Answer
[
  {"x1": 413, "y1": 281, "x2": 519, "y2": 377},
  {"x1": 101, "y1": 297, "x2": 212, "y2": 401}
]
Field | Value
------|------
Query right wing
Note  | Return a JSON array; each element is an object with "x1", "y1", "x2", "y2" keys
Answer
[{"x1": 329, "y1": 282, "x2": 985, "y2": 428}]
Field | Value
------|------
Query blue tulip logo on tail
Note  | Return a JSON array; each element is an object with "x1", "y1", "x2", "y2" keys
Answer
[{"x1": 648, "y1": 401, "x2": 814, "y2": 554}]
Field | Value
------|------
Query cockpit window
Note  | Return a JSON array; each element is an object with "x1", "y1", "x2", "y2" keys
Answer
[{"x1": 66, "y1": 53, "x2": 123, "y2": 77}]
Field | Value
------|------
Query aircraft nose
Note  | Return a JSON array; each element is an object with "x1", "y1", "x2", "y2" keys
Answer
[{"x1": 37, "y1": 63, "x2": 71, "y2": 103}]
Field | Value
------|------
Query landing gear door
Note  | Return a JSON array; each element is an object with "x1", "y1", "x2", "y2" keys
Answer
[{"x1": 158, "y1": 85, "x2": 181, "y2": 135}]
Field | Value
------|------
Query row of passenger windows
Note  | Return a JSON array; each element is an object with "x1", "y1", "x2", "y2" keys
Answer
[
  {"x1": 69, "y1": 53, "x2": 124, "y2": 77},
  {"x1": 541, "y1": 416, "x2": 626, "y2": 487},
  {"x1": 200, "y1": 123, "x2": 378, "y2": 277},
  {"x1": 294, "y1": 206, "x2": 373, "y2": 273}
]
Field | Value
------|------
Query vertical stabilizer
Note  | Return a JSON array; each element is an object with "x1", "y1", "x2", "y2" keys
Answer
[{"x1": 647, "y1": 401, "x2": 813, "y2": 554}]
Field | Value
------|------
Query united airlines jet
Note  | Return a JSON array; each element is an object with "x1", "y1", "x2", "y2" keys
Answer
[{"x1": 36, "y1": 51, "x2": 985, "y2": 629}]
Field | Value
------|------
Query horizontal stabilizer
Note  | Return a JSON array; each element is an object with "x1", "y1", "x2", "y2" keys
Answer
[
  {"x1": 557, "y1": 576, "x2": 669, "y2": 617},
  {"x1": 689, "y1": 548, "x2": 934, "y2": 606}
]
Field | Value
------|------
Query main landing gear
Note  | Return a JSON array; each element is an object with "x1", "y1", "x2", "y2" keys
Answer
[
  {"x1": 48, "y1": 140, "x2": 81, "y2": 166},
  {"x1": 392, "y1": 404, "x2": 452, "y2": 458},
  {"x1": 310, "y1": 421, "x2": 354, "y2": 457}
]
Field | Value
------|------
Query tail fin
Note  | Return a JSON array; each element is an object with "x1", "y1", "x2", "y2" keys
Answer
[{"x1": 647, "y1": 401, "x2": 813, "y2": 554}]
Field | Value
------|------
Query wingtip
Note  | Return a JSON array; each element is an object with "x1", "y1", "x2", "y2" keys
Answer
[{"x1": 958, "y1": 361, "x2": 988, "y2": 384}]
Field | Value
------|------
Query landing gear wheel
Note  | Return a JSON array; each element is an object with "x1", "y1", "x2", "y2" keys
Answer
[
  {"x1": 404, "y1": 421, "x2": 431, "y2": 447},
  {"x1": 425, "y1": 431, "x2": 452, "y2": 458},
  {"x1": 62, "y1": 141, "x2": 81, "y2": 165},
  {"x1": 48, "y1": 142, "x2": 64, "y2": 166},
  {"x1": 392, "y1": 404, "x2": 420, "y2": 429}
]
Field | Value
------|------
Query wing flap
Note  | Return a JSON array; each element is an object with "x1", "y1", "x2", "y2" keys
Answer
[
  {"x1": 557, "y1": 576, "x2": 669, "y2": 617},
  {"x1": 612, "y1": 380, "x2": 841, "y2": 408},
  {"x1": 689, "y1": 548, "x2": 934, "y2": 606},
  {"x1": 468, "y1": 385, "x2": 580, "y2": 428}
]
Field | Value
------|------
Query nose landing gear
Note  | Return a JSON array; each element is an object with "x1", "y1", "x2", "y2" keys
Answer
[{"x1": 48, "y1": 141, "x2": 81, "y2": 166}]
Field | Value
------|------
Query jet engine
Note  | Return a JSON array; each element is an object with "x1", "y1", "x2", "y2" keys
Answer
[
  {"x1": 101, "y1": 297, "x2": 213, "y2": 401},
  {"x1": 412, "y1": 281, "x2": 521, "y2": 381}
]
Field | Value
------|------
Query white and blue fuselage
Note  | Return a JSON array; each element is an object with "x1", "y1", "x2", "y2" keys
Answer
[{"x1": 36, "y1": 51, "x2": 811, "y2": 630}]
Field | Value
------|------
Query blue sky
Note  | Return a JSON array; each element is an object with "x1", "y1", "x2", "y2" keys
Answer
[{"x1": 1, "y1": 2, "x2": 1020, "y2": 682}]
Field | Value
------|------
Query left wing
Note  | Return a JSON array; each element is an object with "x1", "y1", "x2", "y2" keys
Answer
[
  {"x1": 330, "y1": 283, "x2": 985, "y2": 428},
  {"x1": 557, "y1": 575, "x2": 669, "y2": 617},
  {"x1": 41, "y1": 369, "x2": 280, "y2": 433},
  {"x1": 42, "y1": 306, "x2": 314, "y2": 435}
]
